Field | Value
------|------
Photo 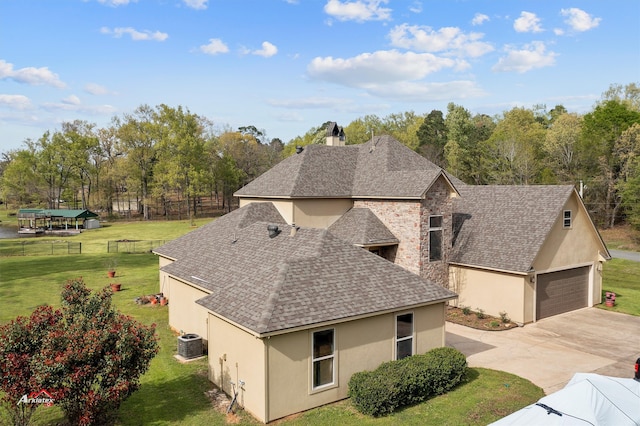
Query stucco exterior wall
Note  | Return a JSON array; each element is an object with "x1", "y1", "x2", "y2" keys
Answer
[
  {"x1": 158, "y1": 255, "x2": 174, "y2": 298},
  {"x1": 353, "y1": 199, "x2": 422, "y2": 275},
  {"x1": 207, "y1": 313, "x2": 267, "y2": 423},
  {"x1": 205, "y1": 303, "x2": 447, "y2": 423},
  {"x1": 238, "y1": 198, "x2": 353, "y2": 228},
  {"x1": 291, "y1": 198, "x2": 354, "y2": 228},
  {"x1": 265, "y1": 303, "x2": 446, "y2": 422},
  {"x1": 166, "y1": 276, "x2": 209, "y2": 340},
  {"x1": 532, "y1": 193, "x2": 606, "y2": 305},
  {"x1": 450, "y1": 266, "x2": 530, "y2": 324},
  {"x1": 238, "y1": 198, "x2": 295, "y2": 224}
]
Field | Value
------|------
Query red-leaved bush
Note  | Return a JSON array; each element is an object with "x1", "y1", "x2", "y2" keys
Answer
[{"x1": 0, "y1": 278, "x2": 158, "y2": 425}]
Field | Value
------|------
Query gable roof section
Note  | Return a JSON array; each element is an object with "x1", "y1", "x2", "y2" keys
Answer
[
  {"x1": 157, "y1": 203, "x2": 455, "y2": 335},
  {"x1": 328, "y1": 208, "x2": 399, "y2": 247},
  {"x1": 235, "y1": 135, "x2": 457, "y2": 199},
  {"x1": 451, "y1": 185, "x2": 575, "y2": 273}
]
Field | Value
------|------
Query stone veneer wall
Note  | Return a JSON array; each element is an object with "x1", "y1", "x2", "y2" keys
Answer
[
  {"x1": 354, "y1": 177, "x2": 454, "y2": 289},
  {"x1": 353, "y1": 199, "x2": 422, "y2": 275},
  {"x1": 419, "y1": 178, "x2": 453, "y2": 287}
]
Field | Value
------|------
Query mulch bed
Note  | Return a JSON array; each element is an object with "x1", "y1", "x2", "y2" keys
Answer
[{"x1": 446, "y1": 306, "x2": 518, "y2": 331}]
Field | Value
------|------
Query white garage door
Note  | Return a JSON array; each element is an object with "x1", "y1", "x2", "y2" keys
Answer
[{"x1": 536, "y1": 266, "x2": 590, "y2": 320}]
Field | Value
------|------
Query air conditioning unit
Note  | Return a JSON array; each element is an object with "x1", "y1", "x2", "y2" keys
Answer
[{"x1": 177, "y1": 333, "x2": 203, "y2": 359}]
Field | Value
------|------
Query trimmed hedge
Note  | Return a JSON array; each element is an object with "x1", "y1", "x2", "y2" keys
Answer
[{"x1": 348, "y1": 347, "x2": 467, "y2": 417}]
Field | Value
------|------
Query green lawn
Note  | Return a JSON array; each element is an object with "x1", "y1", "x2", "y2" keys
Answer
[
  {"x1": 600, "y1": 258, "x2": 640, "y2": 316},
  {"x1": 1, "y1": 218, "x2": 544, "y2": 425}
]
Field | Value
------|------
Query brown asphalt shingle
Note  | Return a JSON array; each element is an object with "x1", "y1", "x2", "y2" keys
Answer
[
  {"x1": 451, "y1": 184, "x2": 575, "y2": 272},
  {"x1": 235, "y1": 135, "x2": 449, "y2": 199},
  {"x1": 156, "y1": 203, "x2": 455, "y2": 335},
  {"x1": 328, "y1": 208, "x2": 399, "y2": 246},
  {"x1": 153, "y1": 202, "x2": 286, "y2": 260}
]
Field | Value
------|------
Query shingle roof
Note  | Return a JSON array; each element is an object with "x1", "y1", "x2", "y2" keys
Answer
[
  {"x1": 153, "y1": 202, "x2": 286, "y2": 260},
  {"x1": 328, "y1": 208, "x2": 399, "y2": 246},
  {"x1": 234, "y1": 135, "x2": 452, "y2": 199},
  {"x1": 451, "y1": 185, "x2": 575, "y2": 272},
  {"x1": 157, "y1": 203, "x2": 455, "y2": 335}
]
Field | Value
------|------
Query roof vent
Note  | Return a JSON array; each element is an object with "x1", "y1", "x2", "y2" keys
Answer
[
  {"x1": 295, "y1": 146, "x2": 304, "y2": 154},
  {"x1": 267, "y1": 224, "x2": 281, "y2": 238}
]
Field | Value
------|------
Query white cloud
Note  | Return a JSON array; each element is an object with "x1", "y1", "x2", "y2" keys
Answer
[
  {"x1": 492, "y1": 41, "x2": 557, "y2": 73},
  {"x1": 553, "y1": 28, "x2": 564, "y2": 36},
  {"x1": 100, "y1": 27, "x2": 168, "y2": 41},
  {"x1": 97, "y1": 0, "x2": 137, "y2": 6},
  {"x1": 275, "y1": 112, "x2": 304, "y2": 122},
  {"x1": 84, "y1": 83, "x2": 109, "y2": 95},
  {"x1": 183, "y1": 0, "x2": 207, "y2": 10},
  {"x1": 0, "y1": 94, "x2": 32, "y2": 110},
  {"x1": 199, "y1": 38, "x2": 229, "y2": 55},
  {"x1": 41, "y1": 98, "x2": 117, "y2": 115},
  {"x1": 267, "y1": 97, "x2": 343, "y2": 108},
  {"x1": 252, "y1": 41, "x2": 278, "y2": 58},
  {"x1": 308, "y1": 50, "x2": 456, "y2": 88},
  {"x1": 62, "y1": 95, "x2": 81, "y2": 106},
  {"x1": 471, "y1": 13, "x2": 489, "y2": 26},
  {"x1": 366, "y1": 80, "x2": 486, "y2": 101},
  {"x1": 324, "y1": 0, "x2": 392, "y2": 23},
  {"x1": 409, "y1": 1, "x2": 422, "y2": 14},
  {"x1": 514, "y1": 11, "x2": 543, "y2": 33},
  {"x1": 0, "y1": 60, "x2": 66, "y2": 88},
  {"x1": 560, "y1": 8, "x2": 601, "y2": 32},
  {"x1": 388, "y1": 24, "x2": 493, "y2": 58}
]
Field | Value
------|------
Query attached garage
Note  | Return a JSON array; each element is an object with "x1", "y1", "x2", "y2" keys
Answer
[{"x1": 536, "y1": 266, "x2": 590, "y2": 320}]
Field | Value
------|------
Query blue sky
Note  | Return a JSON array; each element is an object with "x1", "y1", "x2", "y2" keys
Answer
[{"x1": 1, "y1": 0, "x2": 638, "y2": 152}]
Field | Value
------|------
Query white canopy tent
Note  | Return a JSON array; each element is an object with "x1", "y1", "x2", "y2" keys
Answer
[{"x1": 491, "y1": 373, "x2": 640, "y2": 426}]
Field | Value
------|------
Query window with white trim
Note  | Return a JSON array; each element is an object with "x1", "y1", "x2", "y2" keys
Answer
[
  {"x1": 395, "y1": 313, "x2": 414, "y2": 360},
  {"x1": 563, "y1": 210, "x2": 572, "y2": 228},
  {"x1": 429, "y1": 215, "x2": 443, "y2": 262},
  {"x1": 312, "y1": 329, "x2": 335, "y2": 389}
]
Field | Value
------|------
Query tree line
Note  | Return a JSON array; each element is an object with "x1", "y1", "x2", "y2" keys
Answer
[
  {"x1": 1, "y1": 83, "x2": 639, "y2": 229},
  {"x1": 1, "y1": 104, "x2": 284, "y2": 220}
]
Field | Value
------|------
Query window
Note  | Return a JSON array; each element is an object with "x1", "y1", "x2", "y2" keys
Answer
[
  {"x1": 312, "y1": 329, "x2": 335, "y2": 389},
  {"x1": 429, "y1": 215, "x2": 443, "y2": 262},
  {"x1": 395, "y1": 313, "x2": 414, "y2": 360},
  {"x1": 563, "y1": 210, "x2": 572, "y2": 228}
]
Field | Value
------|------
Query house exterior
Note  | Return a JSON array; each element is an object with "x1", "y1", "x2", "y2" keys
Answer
[
  {"x1": 154, "y1": 126, "x2": 609, "y2": 422},
  {"x1": 154, "y1": 202, "x2": 456, "y2": 423},
  {"x1": 234, "y1": 131, "x2": 610, "y2": 324}
]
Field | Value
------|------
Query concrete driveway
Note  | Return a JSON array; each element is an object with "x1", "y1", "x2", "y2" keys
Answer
[{"x1": 446, "y1": 307, "x2": 640, "y2": 394}]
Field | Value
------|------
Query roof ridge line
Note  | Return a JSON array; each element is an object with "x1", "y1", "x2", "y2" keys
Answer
[{"x1": 256, "y1": 263, "x2": 289, "y2": 332}]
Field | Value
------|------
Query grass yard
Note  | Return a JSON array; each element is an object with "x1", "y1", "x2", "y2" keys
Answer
[
  {"x1": 600, "y1": 258, "x2": 640, "y2": 316},
  {"x1": 0, "y1": 218, "x2": 548, "y2": 424}
]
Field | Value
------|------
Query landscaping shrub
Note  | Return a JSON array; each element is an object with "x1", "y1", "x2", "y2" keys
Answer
[
  {"x1": 348, "y1": 347, "x2": 467, "y2": 417},
  {"x1": 0, "y1": 278, "x2": 159, "y2": 426}
]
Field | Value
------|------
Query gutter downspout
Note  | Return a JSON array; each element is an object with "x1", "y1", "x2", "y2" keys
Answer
[{"x1": 264, "y1": 336, "x2": 270, "y2": 423}]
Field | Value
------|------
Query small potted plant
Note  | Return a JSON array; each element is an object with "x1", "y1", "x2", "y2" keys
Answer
[
  {"x1": 605, "y1": 291, "x2": 616, "y2": 307},
  {"x1": 105, "y1": 258, "x2": 118, "y2": 278},
  {"x1": 110, "y1": 283, "x2": 121, "y2": 292}
]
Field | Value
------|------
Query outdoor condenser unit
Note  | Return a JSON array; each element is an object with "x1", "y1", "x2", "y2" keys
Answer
[{"x1": 177, "y1": 333, "x2": 203, "y2": 359}]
